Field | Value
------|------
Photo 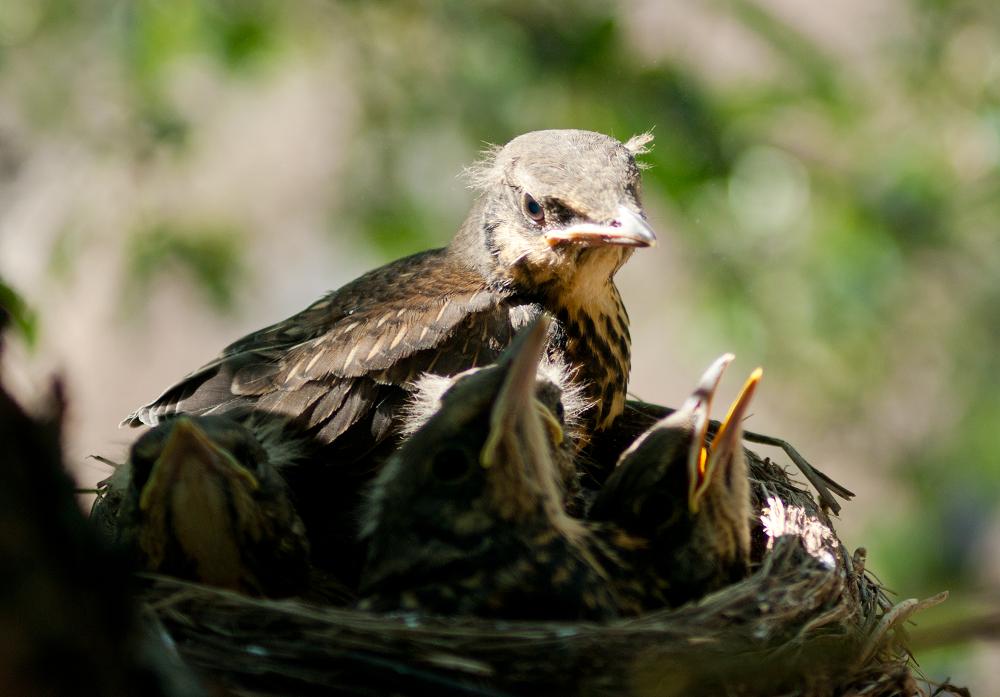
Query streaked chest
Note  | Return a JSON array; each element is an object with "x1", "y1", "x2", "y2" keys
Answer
[{"x1": 549, "y1": 282, "x2": 631, "y2": 432}]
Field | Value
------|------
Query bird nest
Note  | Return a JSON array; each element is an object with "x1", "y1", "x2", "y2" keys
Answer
[{"x1": 136, "y1": 446, "x2": 944, "y2": 697}]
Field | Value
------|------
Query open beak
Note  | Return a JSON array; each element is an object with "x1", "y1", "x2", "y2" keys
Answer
[
  {"x1": 690, "y1": 366, "x2": 763, "y2": 513},
  {"x1": 139, "y1": 417, "x2": 259, "y2": 512},
  {"x1": 678, "y1": 354, "x2": 733, "y2": 512},
  {"x1": 545, "y1": 205, "x2": 657, "y2": 248}
]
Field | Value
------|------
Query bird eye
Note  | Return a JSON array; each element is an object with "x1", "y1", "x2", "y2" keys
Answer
[
  {"x1": 523, "y1": 194, "x2": 545, "y2": 224},
  {"x1": 430, "y1": 446, "x2": 474, "y2": 483},
  {"x1": 554, "y1": 400, "x2": 565, "y2": 421},
  {"x1": 230, "y1": 441, "x2": 264, "y2": 476}
]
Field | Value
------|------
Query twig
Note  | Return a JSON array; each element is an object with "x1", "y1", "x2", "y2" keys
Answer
[{"x1": 858, "y1": 593, "x2": 949, "y2": 666}]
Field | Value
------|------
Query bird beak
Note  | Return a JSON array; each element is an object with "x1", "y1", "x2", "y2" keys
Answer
[
  {"x1": 482, "y1": 315, "x2": 551, "y2": 469},
  {"x1": 139, "y1": 418, "x2": 259, "y2": 512},
  {"x1": 544, "y1": 205, "x2": 657, "y2": 248},
  {"x1": 690, "y1": 366, "x2": 763, "y2": 514},
  {"x1": 677, "y1": 354, "x2": 734, "y2": 513}
]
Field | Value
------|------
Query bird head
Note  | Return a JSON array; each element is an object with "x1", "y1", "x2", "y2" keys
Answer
[
  {"x1": 360, "y1": 315, "x2": 586, "y2": 597},
  {"x1": 454, "y1": 129, "x2": 656, "y2": 292},
  {"x1": 675, "y1": 355, "x2": 761, "y2": 592},
  {"x1": 129, "y1": 416, "x2": 266, "y2": 503},
  {"x1": 398, "y1": 317, "x2": 589, "y2": 492},
  {"x1": 679, "y1": 356, "x2": 761, "y2": 519},
  {"x1": 611, "y1": 354, "x2": 761, "y2": 511},
  {"x1": 125, "y1": 415, "x2": 300, "y2": 591},
  {"x1": 593, "y1": 355, "x2": 761, "y2": 599}
]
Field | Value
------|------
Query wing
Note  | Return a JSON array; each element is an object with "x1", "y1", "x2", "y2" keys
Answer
[{"x1": 124, "y1": 249, "x2": 532, "y2": 446}]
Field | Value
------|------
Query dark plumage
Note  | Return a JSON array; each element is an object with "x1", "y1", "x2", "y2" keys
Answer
[
  {"x1": 590, "y1": 354, "x2": 761, "y2": 608},
  {"x1": 359, "y1": 323, "x2": 767, "y2": 618},
  {"x1": 123, "y1": 129, "x2": 655, "y2": 576},
  {"x1": 94, "y1": 415, "x2": 311, "y2": 598},
  {"x1": 0, "y1": 312, "x2": 201, "y2": 697},
  {"x1": 358, "y1": 317, "x2": 630, "y2": 620},
  {"x1": 397, "y1": 334, "x2": 591, "y2": 516}
]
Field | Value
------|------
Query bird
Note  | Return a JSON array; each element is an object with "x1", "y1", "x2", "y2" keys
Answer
[
  {"x1": 589, "y1": 354, "x2": 761, "y2": 608},
  {"x1": 122, "y1": 129, "x2": 656, "y2": 575},
  {"x1": 394, "y1": 321, "x2": 592, "y2": 516},
  {"x1": 94, "y1": 414, "x2": 312, "y2": 598},
  {"x1": 586, "y1": 395, "x2": 853, "y2": 515},
  {"x1": 358, "y1": 316, "x2": 630, "y2": 620}
]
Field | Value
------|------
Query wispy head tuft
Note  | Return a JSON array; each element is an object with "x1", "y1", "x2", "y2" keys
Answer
[
  {"x1": 461, "y1": 142, "x2": 504, "y2": 192},
  {"x1": 624, "y1": 131, "x2": 654, "y2": 169}
]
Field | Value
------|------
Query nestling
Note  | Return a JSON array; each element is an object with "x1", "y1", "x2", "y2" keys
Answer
[
  {"x1": 590, "y1": 354, "x2": 761, "y2": 608},
  {"x1": 358, "y1": 317, "x2": 625, "y2": 620},
  {"x1": 94, "y1": 415, "x2": 311, "y2": 597}
]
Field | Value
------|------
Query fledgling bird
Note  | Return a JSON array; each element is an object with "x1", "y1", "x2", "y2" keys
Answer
[
  {"x1": 125, "y1": 130, "x2": 653, "y2": 439},
  {"x1": 589, "y1": 354, "x2": 762, "y2": 608},
  {"x1": 358, "y1": 316, "x2": 627, "y2": 621},
  {"x1": 396, "y1": 328, "x2": 592, "y2": 516},
  {"x1": 123, "y1": 129, "x2": 655, "y2": 574},
  {"x1": 94, "y1": 415, "x2": 311, "y2": 598}
]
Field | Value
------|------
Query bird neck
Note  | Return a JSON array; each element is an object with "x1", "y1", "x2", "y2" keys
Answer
[
  {"x1": 449, "y1": 198, "x2": 632, "y2": 432},
  {"x1": 546, "y1": 279, "x2": 631, "y2": 434},
  {"x1": 448, "y1": 197, "x2": 503, "y2": 285}
]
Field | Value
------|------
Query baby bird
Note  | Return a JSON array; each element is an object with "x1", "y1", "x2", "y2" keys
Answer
[
  {"x1": 589, "y1": 354, "x2": 761, "y2": 608},
  {"x1": 359, "y1": 322, "x2": 761, "y2": 618},
  {"x1": 358, "y1": 316, "x2": 623, "y2": 621},
  {"x1": 93, "y1": 415, "x2": 311, "y2": 598}
]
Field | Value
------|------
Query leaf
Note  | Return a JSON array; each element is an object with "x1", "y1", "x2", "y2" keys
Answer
[{"x1": 0, "y1": 279, "x2": 38, "y2": 348}]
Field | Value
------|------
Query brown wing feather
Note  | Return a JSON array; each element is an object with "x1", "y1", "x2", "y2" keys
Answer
[
  {"x1": 275, "y1": 288, "x2": 492, "y2": 385},
  {"x1": 316, "y1": 380, "x2": 380, "y2": 443},
  {"x1": 124, "y1": 249, "x2": 518, "y2": 448},
  {"x1": 297, "y1": 302, "x2": 526, "y2": 445},
  {"x1": 303, "y1": 381, "x2": 353, "y2": 430},
  {"x1": 252, "y1": 382, "x2": 328, "y2": 423}
]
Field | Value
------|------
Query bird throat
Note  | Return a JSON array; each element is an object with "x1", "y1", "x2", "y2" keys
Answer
[
  {"x1": 475, "y1": 214, "x2": 634, "y2": 435},
  {"x1": 544, "y1": 274, "x2": 631, "y2": 435}
]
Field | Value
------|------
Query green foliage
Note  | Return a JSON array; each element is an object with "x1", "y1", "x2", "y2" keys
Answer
[
  {"x1": 123, "y1": 0, "x2": 282, "y2": 84},
  {"x1": 125, "y1": 223, "x2": 246, "y2": 313},
  {"x1": 0, "y1": 280, "x2": 38, "y2": 348},
  {"x1": 118, "y1": 0, "x2": 284, "y2": 147}
]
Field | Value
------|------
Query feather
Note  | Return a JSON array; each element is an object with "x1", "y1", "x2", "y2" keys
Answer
[
  {"x1": 125, "y1": 250, "x2": 503, "y2": 436},
  {"x1": 255, "y1": 382, "x2": 326, "y2": 420},
  {"x1": 370, "y1": 396, "x2": 399, "y2": 443},
  {"x1": 623, "y1": 131, "x2": 654, "y2": 156},
  {"x1": 317, "y1": 380, "x2": 379, "y2": 443},
  {"x1": 231, "y1": 360, "x2": 282, "y2": 396},
  {"x1": 461, "y1": 142, "x2": 504, "y2": 191},
  {"x1": 304, "y1": 381, "x2": 352, "y2": 430}
]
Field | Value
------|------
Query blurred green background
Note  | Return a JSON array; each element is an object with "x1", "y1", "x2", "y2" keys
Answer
[{"x1": 0, "y1": 0, "x2": 997, "y2": 689}]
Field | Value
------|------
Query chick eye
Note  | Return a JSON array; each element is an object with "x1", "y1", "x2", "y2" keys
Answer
[
  {"x1": 231, "y1": 441, "x2": 264, "y2": 475},
  {"x1": 430, "y1": 446, "x2": 475, "y2": 483},
  {"x1": 523, "y1": 194, "x2": 545, "y2": 224}
]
